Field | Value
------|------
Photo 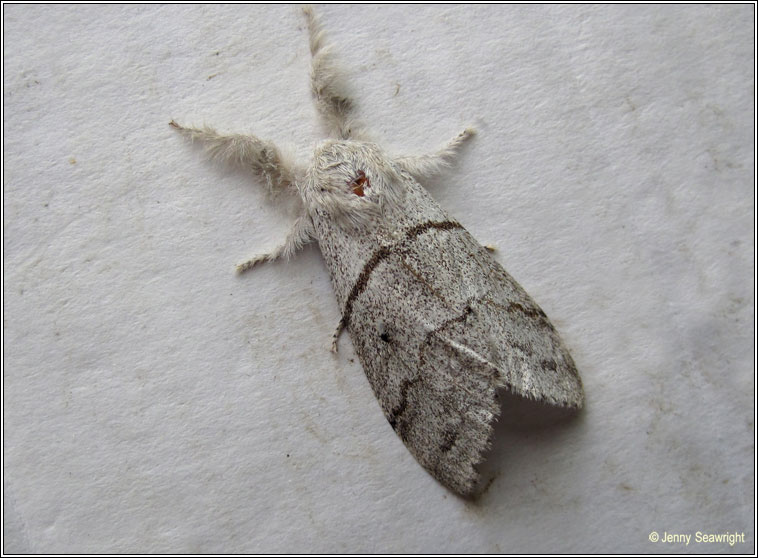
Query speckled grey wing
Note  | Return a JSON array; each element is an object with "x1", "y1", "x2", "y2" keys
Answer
[{"x1": 312, "y1": 178, "x2": 583, "y2": 497}]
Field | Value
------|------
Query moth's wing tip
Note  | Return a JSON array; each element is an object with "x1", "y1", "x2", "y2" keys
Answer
[
  {"x1": 415, "y1": 429, "x2": 496, "y2": 499},
  {"x1": 503, "y1": 370, "x2": 585, "y2": 411},
  {"x1": 542, "y1": 372, "x2": 585, "y2": 410},
  {"x1": 553, "y1": 366, "x2": 586, "y2": 410},
  {"x1": 429, "y1": 391, "x2": 502, "y2": 498},
  {"x1": 565, "y1": 384, "x2": 586, "y2": 410},
  {"x1": 446, "y1": 405, "x2": 504, "y2": 499}
]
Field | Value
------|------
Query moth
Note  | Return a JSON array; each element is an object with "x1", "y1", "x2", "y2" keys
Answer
[{"x1": 170, "y1": 7, "x2": 584, "y2": 497}]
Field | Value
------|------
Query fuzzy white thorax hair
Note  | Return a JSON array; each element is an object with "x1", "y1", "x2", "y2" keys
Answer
[{"x1": 302, "y1": 140, "x2": 406, "y2": 230}]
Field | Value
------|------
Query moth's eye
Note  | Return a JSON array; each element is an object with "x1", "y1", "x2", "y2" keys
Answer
[{"x1": 348, "y1": 170, "x2": 370, "y2": 197}]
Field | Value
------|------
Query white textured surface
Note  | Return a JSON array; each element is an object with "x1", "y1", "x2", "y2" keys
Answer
[{"x1": 3, "y1": 4, "x2": 754, "y2": 553}]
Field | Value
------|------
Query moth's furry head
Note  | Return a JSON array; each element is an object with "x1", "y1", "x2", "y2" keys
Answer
[{"x1": 301, "y1": 140, "x2": 405, "y2": 229}]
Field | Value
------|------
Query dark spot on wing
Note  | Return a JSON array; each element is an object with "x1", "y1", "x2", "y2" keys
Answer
[{"x1": 439, "y1": 428, "x2": 459, "y2": 453}]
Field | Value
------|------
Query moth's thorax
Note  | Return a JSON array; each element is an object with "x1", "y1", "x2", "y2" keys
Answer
[{"x1": 300, "y1": 139, "x2": 405, "y2": 230}]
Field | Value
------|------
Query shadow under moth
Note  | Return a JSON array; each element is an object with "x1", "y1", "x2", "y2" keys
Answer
[{"x1": 170, "y1": 7, "x2": 584, "y2": 497}]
